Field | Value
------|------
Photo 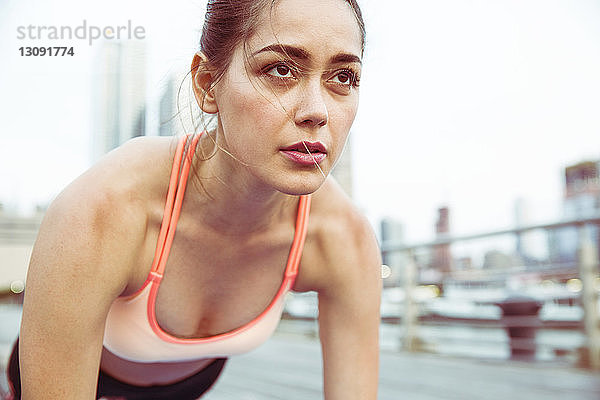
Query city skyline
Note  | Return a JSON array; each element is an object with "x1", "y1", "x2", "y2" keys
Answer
[{"x1": 1, "y1": 0, "x2": 600, "y2": 244}]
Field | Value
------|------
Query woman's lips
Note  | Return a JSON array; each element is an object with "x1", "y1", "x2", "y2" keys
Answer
[
  {"x1": 281, "y1": 150, "x2": 327, "y2": 166},
  {"x1": 280, "y1": 141, "x2": 327, "y2": 166}
]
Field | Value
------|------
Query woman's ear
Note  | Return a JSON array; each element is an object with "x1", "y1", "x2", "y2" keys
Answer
[{"x1": 191, "y1": 52, "x2": 218, "y2": 114}]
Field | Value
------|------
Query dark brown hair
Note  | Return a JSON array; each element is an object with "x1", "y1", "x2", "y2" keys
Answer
[{"x1": 198, "y1": 0, "x2": 366, "y2": 87}]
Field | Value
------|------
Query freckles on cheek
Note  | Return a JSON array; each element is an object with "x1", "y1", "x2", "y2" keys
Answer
[
  {"x1": 227, "y1": 84, "x2": 280, "y2": 125},
  {"x1": 332, "y1": 101, "x2": 359, "y2": 132},
  {"x1": 247, "y1": 101, "x2": 285, "y2": 132}
]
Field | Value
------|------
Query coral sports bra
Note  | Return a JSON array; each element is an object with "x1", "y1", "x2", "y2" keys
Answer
[{"x1": 103, "y1": 134, "x2": 312, "y2": 363}]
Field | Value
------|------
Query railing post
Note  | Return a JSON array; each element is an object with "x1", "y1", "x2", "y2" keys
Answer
[
  {"x1": 578, "y1": 225, "x2": 600, "y2": 370},
  {"x1": 402, "y1": 251, "x2": 419, "y2": 351}
]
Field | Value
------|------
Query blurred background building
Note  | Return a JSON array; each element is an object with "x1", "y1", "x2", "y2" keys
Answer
[
  {"x1": 433, "y1": 206, "x2": 451, "y2": 274},
  {"x1": 158, "y1": 74, "x2": 177, "y2": 137},
  {"x1": 92, "y1": 41, "x2": 147, "y2": 161},
  {"x1": 380, "y1": 217, "x2": 405, "y2": 287},
  {"x1": 549, "y1": 160, "x2": 600, "y2": 266},
  {"x1": 330, "y1": 135, "x2": 354, "y2": 199}
]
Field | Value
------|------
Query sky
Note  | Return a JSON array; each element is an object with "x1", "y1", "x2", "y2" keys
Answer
[{"x1": 1, "y1": 0, "x2": 600, "y2": 245}]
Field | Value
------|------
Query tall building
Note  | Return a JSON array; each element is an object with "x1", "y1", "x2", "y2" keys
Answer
[
  {"x1": 564, "y1": 161, "x2": 600, "y2": 218},
  {"x1": 158, "y1": 74, "x2": 180, "y2": 137},
  {"x1": 433, "y1": 206, "x2": 452, "y2": 274},
  {"x1": 514, "y1": 197, "x2": 541, "y2": 264},
  {"x1": 514, "y1": 197, "x2": 527, "y2": 262},
  {"x1": 549, "y1": 160, "x2": 600, "y2": 263},
  {"x1": 331, "y1": 135, "x2": 354, "y2": 199},
  {"x1": 380, "y1": 217, "x2": 405, "y2": 286},
  {"x1": 92, "y1": 41, "x2": 147, "y2": 162}
]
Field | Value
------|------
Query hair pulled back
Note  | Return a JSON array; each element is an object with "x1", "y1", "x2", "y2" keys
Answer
[
  {"x1": 198, "y1": 0, "x2": 366, "y2": 82},
  {"x1": 182, "y1": 0, "x2": 365, "y2": 171}
]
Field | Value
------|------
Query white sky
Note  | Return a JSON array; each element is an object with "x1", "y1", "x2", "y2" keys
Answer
[{"x1": 1, "y1": 0, "x2": 600, "y2": 244}]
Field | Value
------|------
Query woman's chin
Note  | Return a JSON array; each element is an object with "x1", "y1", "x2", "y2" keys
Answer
[{"x1": 275, "y1": 174, "x2": 329, "y2": 196}]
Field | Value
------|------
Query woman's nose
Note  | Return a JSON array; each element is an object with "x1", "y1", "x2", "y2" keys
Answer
[{"x1": 293, "y1": 81, "x2": 328, "y2": 128}]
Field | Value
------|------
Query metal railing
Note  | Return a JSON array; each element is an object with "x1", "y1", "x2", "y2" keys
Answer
[{"x1": 380, "y1": 214, "x2": 600, "y2": 368}]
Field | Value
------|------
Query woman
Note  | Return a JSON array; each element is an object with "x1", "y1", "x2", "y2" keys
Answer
[{"x1": 8, "y1": 0, "x2": 381, "y2": 398}]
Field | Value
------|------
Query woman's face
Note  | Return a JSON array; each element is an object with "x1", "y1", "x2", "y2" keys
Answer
[{"x1": 212, "y1": 0, "x2": 363, "y2": 195}]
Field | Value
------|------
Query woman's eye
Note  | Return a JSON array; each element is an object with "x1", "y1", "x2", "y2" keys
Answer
[
  {"x1": 266, "y1": 64, "x2": 294, "y2": 79},
  {"x1": 331, "y1": 70, "x2": 356, "y2": 86}
]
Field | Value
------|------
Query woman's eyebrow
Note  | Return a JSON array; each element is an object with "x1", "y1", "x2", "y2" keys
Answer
[
  {"x1": 252, "y1": 44, "x2": 310, "y2": 60},
  {"x1": 329, "y1": 53, "x2": 362, "y2": 65},
  {"x1": 252, "y1": 44, "x2": 362, "y2": 65}
]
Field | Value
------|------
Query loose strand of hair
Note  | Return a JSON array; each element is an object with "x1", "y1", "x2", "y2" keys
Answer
[{"x1": 265, "y1": 7, "x2": 328, "y2": 177}]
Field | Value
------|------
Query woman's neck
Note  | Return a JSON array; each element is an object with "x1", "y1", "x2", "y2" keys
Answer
[{"x1": 181, "y1": 137, "x2": 298, "y2": 237}]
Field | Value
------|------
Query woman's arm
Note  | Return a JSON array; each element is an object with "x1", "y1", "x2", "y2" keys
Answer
[
  {"x1": 316, "y1": 212, "x2": 382, "y2": 400},
  {"x1": 19, "y1": 174, "x2": 147, "y2": 399}
]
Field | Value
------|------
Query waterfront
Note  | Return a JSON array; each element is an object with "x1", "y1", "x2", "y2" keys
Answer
[{"x1": 3, "y1": 305, "x2": 599, "y2": 399}]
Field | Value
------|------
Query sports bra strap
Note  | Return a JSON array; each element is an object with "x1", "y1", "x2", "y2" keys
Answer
[
  {"x1": 151, "y1": 134, "x2": 200, "y2": 276},
  {"x1": 286, "y1": 194, "x2": 311, "y2": 277},
  {"x1": 149, "y1": 133, "x2": 310, "y2": 280}
]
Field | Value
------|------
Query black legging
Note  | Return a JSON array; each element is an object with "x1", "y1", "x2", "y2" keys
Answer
[{"x1": 7, "y1": 338, "x2": 227, "y2": 400}]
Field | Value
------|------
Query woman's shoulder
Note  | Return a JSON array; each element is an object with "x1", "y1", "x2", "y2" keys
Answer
[
  {"x1": 34, "y1": 136, "x2": 180, "y2": 293},
  {"x1": 87, "y1": 136, "x2": 175, "y2": 198},
  {"x1": 309, "y1": 177, "x2": 373, "y2": 242},
  {"x1": 55, "y1": 136, "x2": 175, "y2": 211},
  {"x1": 296, "y1": 177, "x2": 382, "y2": 293},
  {"x1": 42, "y1": 136, "x2": 177, "y2": 253}
]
